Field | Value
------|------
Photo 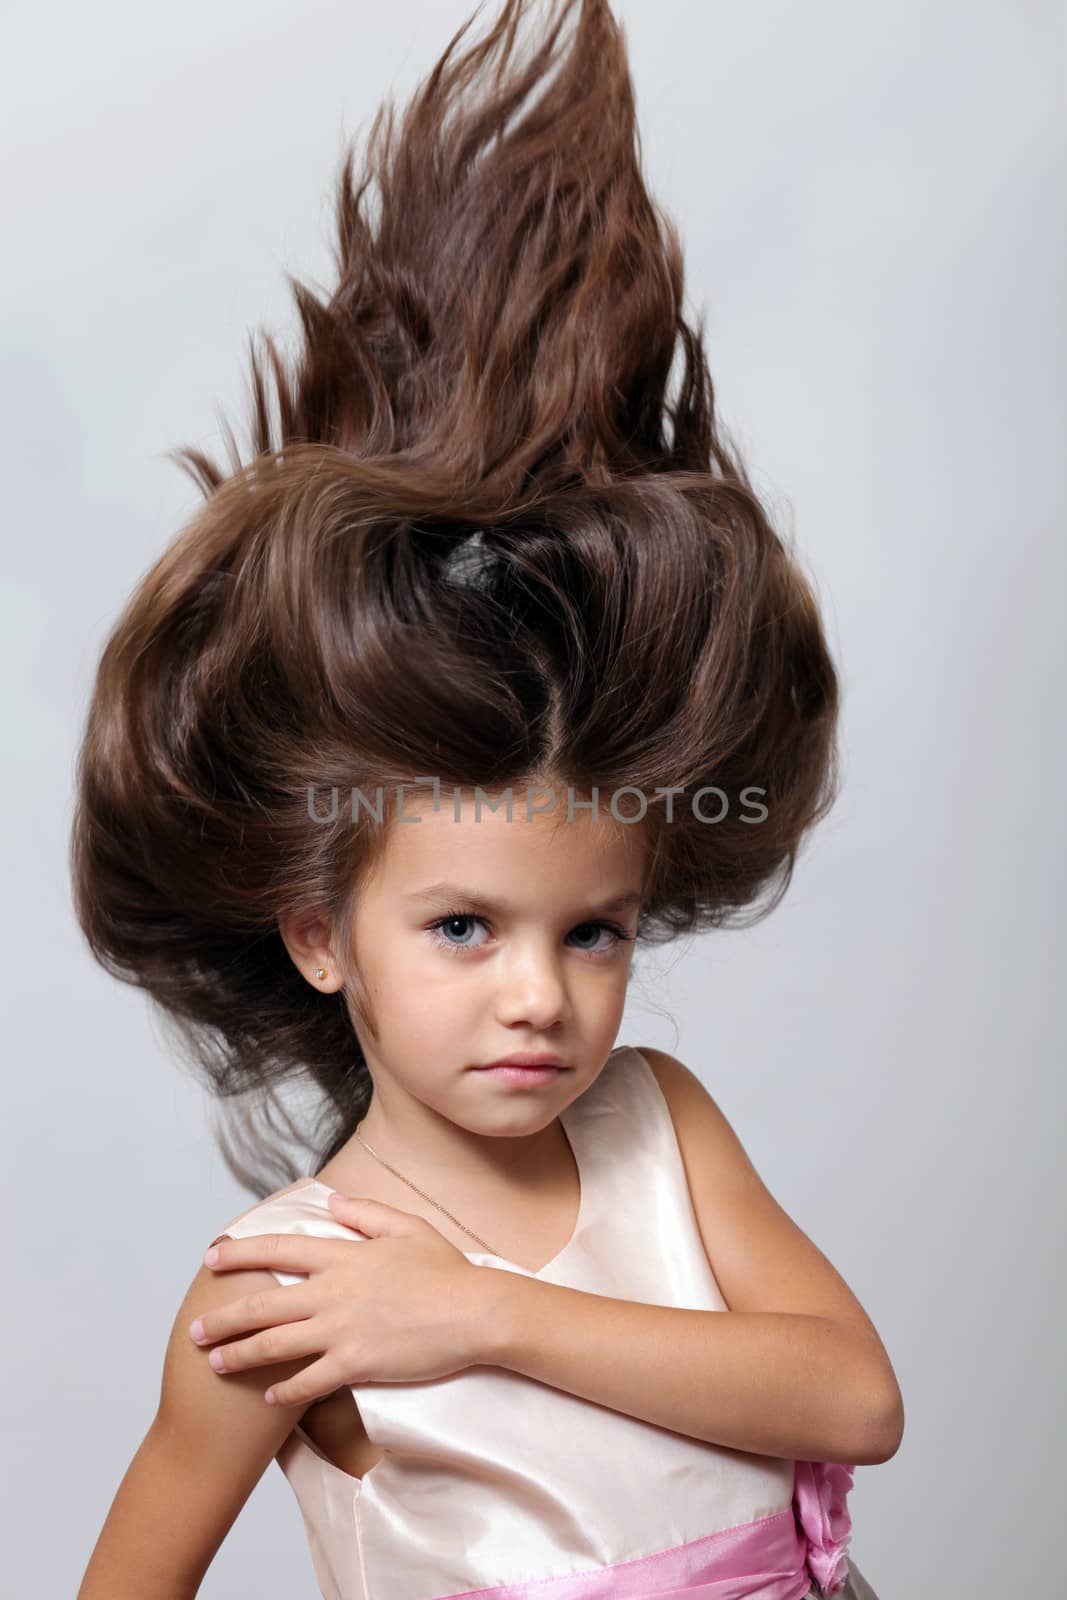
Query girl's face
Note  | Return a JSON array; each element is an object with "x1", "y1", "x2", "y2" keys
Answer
[{"x1": 335, "y1": 790, "x2": 646, "y2": 1155}]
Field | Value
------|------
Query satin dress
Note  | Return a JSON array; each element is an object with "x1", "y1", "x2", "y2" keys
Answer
[{"x1": 213, "y1": 1045, "x2": 879, "y2": 1600}]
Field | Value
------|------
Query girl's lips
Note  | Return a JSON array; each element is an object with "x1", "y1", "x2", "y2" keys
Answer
[
  {"x1": 475, "y1": 1054, "x2": 565, "y2": 1070},
  {"x1": 475, "y1": 1064, "x2": 565, "y2": 1085}
]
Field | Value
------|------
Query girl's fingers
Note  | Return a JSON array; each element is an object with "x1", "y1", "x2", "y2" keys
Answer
[
  {"x1": 204, "y1": 1234, "x2": 333, "y2": 1271},
  {"x1": 265, "y1": 1355, "x2": 343, "y2": 1408},
  {"x1": 190, "y1": 1285, "x2": 312, "y2": 1345},
  {"x1": 207, "y1": 1318, "x2": 321, "y2": 1376}
]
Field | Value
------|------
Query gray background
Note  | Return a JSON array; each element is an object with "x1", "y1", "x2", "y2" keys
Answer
[{"x1": 3, "y1": 0, "x2": 1062, "y2": 1594}]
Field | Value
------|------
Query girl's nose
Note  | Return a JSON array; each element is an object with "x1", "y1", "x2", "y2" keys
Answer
[{"x1": 494, "y1": 950, "x2": 570, "y2": 1029}]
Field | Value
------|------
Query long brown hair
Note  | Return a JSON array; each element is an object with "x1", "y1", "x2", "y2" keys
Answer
[{"x1": 70, "y1": 0, "x2": 841, "y2": 1198}]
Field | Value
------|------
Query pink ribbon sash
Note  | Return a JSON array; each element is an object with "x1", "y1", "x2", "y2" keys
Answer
[{"x1": 440, "y1": 1506, "x2": 814, "y2": 1600}]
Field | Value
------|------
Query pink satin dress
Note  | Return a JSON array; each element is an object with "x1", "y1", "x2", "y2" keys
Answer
[{"x1": 213, "y1": 1045, "x2": 870, "y2": 1600}]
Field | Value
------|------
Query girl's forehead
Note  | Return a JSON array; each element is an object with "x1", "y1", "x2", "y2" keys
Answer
[{"x1": 373, "y1": 793, "x2": 647, "y2": 886}]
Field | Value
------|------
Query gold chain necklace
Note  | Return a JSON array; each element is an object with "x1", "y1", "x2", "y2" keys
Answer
[{"x1": 354, "y1": 1120, "x2": 499, "y2": 1256}]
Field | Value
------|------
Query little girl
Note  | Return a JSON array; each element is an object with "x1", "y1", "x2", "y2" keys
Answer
[{"x1": 72, "y1": 1, "x2": 900, "y2": 1596}]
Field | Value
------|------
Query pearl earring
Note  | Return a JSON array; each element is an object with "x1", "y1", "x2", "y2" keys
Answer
[{"x1": 315, "y1": 967, "x2": 327, "y2": 981}]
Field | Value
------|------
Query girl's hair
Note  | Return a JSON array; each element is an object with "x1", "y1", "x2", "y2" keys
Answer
[{"x1": 70, "y1": 0, "x2": 841, "y2": 1197}]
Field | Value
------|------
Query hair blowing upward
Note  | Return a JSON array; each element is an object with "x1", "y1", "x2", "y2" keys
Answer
[{"x1": 70, "y1": 0, "x2": 841, "y2": 1196}]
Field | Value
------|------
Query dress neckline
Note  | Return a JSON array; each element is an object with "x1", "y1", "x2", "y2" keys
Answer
[{"x1": 301, "y1": 1091, "x2": 587, "y2": 1279}]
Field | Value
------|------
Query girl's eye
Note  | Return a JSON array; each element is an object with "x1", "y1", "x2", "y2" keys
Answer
[
  {"x1": 427, "y1": 913, "x2": 489, "y2": 952},
  {"x1": 425, "y1": 911, "x2": 635, "y2": 958}
]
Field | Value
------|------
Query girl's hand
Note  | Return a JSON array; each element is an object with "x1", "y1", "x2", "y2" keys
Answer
[{"x1": 188, "y1": 1194, "x2": 501, "y2": 1406}]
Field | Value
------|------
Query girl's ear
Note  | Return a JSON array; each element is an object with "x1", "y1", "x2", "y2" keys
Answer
[{"x1": 277, "y1": 914, "x2": 336, "y2": 988}]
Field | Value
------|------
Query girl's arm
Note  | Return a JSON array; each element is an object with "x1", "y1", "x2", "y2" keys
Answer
[
  {"x1": 77, "y1": 1255, "x2": 316, "y2": 1599},
  {"x1": 481, "y1": 1274, "x2": 901, "y2": 1464},
  {"x1": 478, "y1": 1048, "x2": 904, "y2": 1466}
]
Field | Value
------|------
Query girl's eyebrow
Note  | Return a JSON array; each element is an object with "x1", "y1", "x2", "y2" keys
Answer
[{"x1": 405, "y1": 883, "x2": 643, "y2": 917}]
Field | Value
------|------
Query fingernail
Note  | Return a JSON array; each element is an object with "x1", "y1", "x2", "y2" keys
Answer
[
  {"x1": 209, "y1": 1349, "x2": 227, "y2": 1371},
  {"x1": 189, "y1": 1319, "x2": 206, "y2": 1343},
  {"x1": 204, "y1": 1246, "x2": 219, "y2": 1265}
]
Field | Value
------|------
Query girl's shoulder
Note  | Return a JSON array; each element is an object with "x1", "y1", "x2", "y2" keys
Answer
[
  {"x1": 555, "y1": 1043, "x2": 676, "y2": 1149},
  {"x1": 589, "y1": 1041, "x2": 682, "y2": 1106},
  {"x1": 211, "y1": 1176, "x2": 338, "y2": 1247}
]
